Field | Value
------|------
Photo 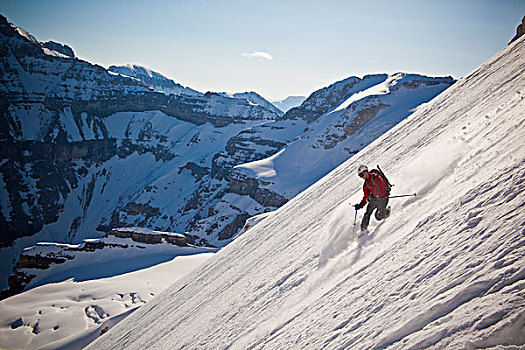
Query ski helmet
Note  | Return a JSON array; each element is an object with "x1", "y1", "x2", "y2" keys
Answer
[{"x1": 358, "y1": 165, "x2": 368, "y2": 176}]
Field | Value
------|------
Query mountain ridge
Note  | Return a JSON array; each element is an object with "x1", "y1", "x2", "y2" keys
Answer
[{"x1": 108, "y1": 64, "x2": 201, "y2": 97}]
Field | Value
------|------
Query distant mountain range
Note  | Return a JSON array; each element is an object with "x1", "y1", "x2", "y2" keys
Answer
[
  {"x1": 272, "y1": 95, "x2": 307, "y2": 112},
  {"x1": 0, "y1": 13, "x2": 454, "y2": 295}
]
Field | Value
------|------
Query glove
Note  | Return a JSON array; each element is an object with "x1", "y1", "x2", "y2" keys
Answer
[{"x1": 354, "y1": 203, "x2": 363, "y2": 210}]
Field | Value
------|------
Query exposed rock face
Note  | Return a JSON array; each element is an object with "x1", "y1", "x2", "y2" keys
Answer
[
  {"x1": 0, "y1": 138, "x2": 118, "y2": 246},
  {"x1": 108, "y1": 228, "x2": 188, "y2": 246},
  {"x1": 280, "y1": 76, "x2": 365, "y2": 123},
  {"x1": 178, "y1": 162, "x2": 210, "y2": 181},
  {"x1": 217, "y1": 212, "x2": 250, "y2": 241},
  {"x1": 210, "y1": 129, "x2": 288, "y2": 181},
  {"x1": 510, "y1": 16, "x2": 525, "y2": 44},
  {"x1": 229, "y1": 170, "x2": 288, "y2": 207}
]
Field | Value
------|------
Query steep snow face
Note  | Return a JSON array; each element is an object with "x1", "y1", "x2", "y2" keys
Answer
[
  {"x1": 88, "y1": 37, "x2": 525, "y2": 349},
  {"x1": 108, "y1": 64, "x2": 201, "y2": 97}
]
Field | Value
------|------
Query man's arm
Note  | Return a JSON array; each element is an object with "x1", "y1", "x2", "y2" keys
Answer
[{"x1": 355, "y1": 183, "x2": 370, "y2": 209}]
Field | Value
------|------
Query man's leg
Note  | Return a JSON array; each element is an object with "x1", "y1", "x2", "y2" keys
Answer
[
  {"x1": 375, "y1": 198, "x2": 390, "y2": 220},
  {"x1": 361, "y1": 201, "x2": 377, "y2": 230}
]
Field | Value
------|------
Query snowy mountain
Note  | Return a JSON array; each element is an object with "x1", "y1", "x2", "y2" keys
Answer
[
  {"x1": 107, "y1": 65, "x2": 283, "y2": 116},
  {"x1": 272, "y1": 95, "x2": 306, "y2": 112},
  {"x1": 87, "y1": 33, "x2": 525, "y2": 349},
  {"x1": 0, "y1": 14, "x2": 279, "y2": 290},
  {"x1": 108, "y1": 64, "x2": 201, "y2": 96},
  {"x1": 230, "y1": 73, "x2": 454, "y2": 199}
]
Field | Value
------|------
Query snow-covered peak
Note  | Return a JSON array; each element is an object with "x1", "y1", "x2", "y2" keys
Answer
[
  {"x1": 208, "y1": 91, "x2": 284, "y2": 116},
  {"x1": 88, "y1": 33, "x2": 525, "y2": 350},
  {"x1": 233, "y1": 91, "x2": 284, "y2": 116},
  {"x1": 108, "y1": 64, "x2": 201, "y2": 96}
]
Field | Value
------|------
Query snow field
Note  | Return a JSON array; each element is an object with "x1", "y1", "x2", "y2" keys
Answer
[
  {"x1": 87, "y1": 36, "x2": 525, "y2": 349},
  {"x1": 0, "y1": 252, "x2": 214, "y2": 350}
]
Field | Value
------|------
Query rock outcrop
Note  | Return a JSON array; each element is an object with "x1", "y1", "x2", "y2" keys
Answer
[
  {"x1": 42, "y1": 41, "x2": 75, "y2": 58},
  {"x1": 509, "y1": 16, "x2": 525, "y2": 44},
  {"x1": 3, "y1": 227, "x2": 190, "y2": 299},
  {"x1": 229, "y1": 170, "x2": 288, "y2": 208}
]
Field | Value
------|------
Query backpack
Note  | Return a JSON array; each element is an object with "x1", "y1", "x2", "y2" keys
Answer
[{"x1": 370, "y1": 165, "x2": 393, "y2": 193}]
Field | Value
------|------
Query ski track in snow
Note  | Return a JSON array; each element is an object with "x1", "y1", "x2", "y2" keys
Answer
[{"x1": 83, "y1": 37, "x2": 525, "y2": 350}]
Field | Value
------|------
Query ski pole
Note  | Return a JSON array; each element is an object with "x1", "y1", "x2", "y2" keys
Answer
[
  {"x1": 389, "y1": 193, "x2": 417, "y2": 199},
  {"x1": 353, "y1": 208, "x2": 358, "y2": 234}
]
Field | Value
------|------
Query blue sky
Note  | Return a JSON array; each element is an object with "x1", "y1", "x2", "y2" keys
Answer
[{"x1": 1, "y1": 0, "x2": 523, "y2": 100}]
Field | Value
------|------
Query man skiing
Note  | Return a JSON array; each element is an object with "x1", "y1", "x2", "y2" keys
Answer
[{"x1": 354, "y1": 165, "x2": 391, "y2": 232}]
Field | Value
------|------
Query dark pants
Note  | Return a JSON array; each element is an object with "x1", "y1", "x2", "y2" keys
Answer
[{"x1": 361, "y1": 197, "x2": 390, "y2": 230}]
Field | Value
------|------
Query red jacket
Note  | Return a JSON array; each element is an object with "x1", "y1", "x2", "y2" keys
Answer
[{"x1": 360, "y1": 172, "x2": 390, "y2": 206}]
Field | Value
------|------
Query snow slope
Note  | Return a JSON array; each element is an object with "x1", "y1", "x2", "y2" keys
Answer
[
  {"x1": 88, "y1": 36, "x2": 525, "y2": 349},
  {"x1": 0, "y1": 252, "x2": 214, "y2": 350}
]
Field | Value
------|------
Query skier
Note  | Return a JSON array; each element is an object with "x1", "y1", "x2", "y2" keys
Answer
[{"x1": 354, "y1": 165, "x2": 391, "y2": 232}]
